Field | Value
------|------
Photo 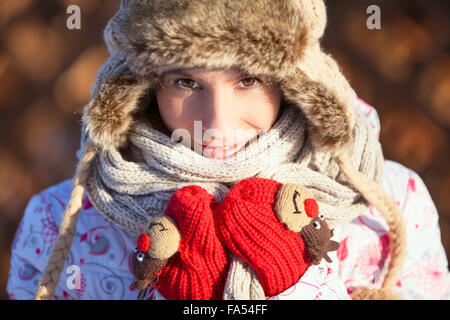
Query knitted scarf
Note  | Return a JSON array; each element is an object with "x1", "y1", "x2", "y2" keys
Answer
[{"x1": 82, "y1": 102, "x2": 384, "y2": 299}]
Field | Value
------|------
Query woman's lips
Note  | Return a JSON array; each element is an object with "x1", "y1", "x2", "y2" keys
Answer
[
  {"x1": 201, "y1": 141, "x2": 248, "y2": 159},
  {"x1": 196, "y1": 139, "x2": 246, "y2": 147},
  {"x1": 202, "y1": 143, "x2": 243, "y2": 150}
]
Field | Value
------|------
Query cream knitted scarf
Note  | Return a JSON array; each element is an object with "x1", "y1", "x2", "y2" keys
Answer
[{"x1": 82, "y1": 102, "x2": 384, "y2": 299}]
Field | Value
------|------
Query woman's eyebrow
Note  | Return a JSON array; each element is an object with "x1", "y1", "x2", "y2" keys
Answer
[
  {"x1": 164, "y1": 68, "x2": 247, "y2": 81},
  {"x1": 166, "y1": 68, "x2": 194, "y2": 78}
]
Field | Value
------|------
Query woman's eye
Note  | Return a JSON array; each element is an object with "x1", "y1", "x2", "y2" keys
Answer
[
  {"x1": 175, "y1": 78, "x2": 199, "y2": 89},
  {"x1": 173, "y1": 77, "x2": 261, "y2": 90},
  {"x1": 239, "y1": 77, "x2": 261, "y2": 88}
]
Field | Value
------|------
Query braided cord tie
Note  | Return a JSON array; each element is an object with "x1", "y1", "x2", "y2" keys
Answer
[
  {"x1": 34, "y1": 142, "x2": 97, "y2": 300},
  {"x1": 334, "y1": 152, "x2": 406, "y2": 299}
]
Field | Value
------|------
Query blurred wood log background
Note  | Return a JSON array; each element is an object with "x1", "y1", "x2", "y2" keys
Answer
[{"x1": 0, "y1": 0, "x2": 448, "y2": 299}]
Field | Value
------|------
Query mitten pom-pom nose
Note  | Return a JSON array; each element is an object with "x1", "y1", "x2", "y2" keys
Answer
[
  {"x1": 304, "y1": 198, "x2": 319, "y2": 218},
  {"x1": 137, "y1": 233, "x2": 151, "y2": 253}
]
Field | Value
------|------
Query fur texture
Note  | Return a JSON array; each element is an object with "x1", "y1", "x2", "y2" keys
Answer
[
  {"x1": 116, "y1": 0, "x2": 311, "y2": 79},
  {"x1": 280, "y1": 68, "x2": 353, "y2": 150},
  {"x1": 83, "y1": 0, "x2": 355, "y2": 152},
  {"x1": 82, "y1": 55, "x2": 153, "y2": 151}
]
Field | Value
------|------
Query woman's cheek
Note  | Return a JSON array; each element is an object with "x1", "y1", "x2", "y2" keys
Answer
[
  {"x1": 242, "y1": 105, "x2": 280, "y2": 131},
  {"x1": 157, "y1": 96, "x2": 186, "y2": 130}
]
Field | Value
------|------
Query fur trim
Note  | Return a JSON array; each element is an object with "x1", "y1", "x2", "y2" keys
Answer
[
  {"x1": 82, "y1": 55, "x2": 152, "y2": 151},
  {"x1": 281, "y1": 43, "x2": 355, "y2": 150},
  {"x1": 280, "y1": 69, "x2": 353, "y2": 150},
  {"x1": 114, "y1": 0, "x2": 315, "y2": 80}
]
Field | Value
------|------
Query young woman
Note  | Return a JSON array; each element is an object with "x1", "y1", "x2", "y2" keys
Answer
[{"x1": 7, "y1": 0, "x2": 449, "y2": 300}]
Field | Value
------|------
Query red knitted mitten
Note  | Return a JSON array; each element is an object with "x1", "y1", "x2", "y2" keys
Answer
[
  {"x1": 216, "y1": 177, "x2": 310, "y2": 297},
  {"x1": 158, "y1": 185, "x2": 229, "y2": 300}
]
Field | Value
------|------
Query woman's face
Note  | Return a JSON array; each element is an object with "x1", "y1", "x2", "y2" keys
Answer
[{"x1": 155, "y1": 67, "x2": 282, "y2": 159}]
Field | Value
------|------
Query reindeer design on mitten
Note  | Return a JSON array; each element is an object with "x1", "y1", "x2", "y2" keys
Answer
[
  {"x1": 216, "y1": 178, "x2": 341, "y2": 297},
  {"x1": 132, "y1": 179, "x2": 340, "y2": 299},
  {"x1": 130, "y1": 216, "x2": 181, "y2": 300},
  {"x1": 274, "y1": 183, "x2": 340, "y2": 265},
  {"x1": 130, "y1": 185, "x2": 230, "y2": 300}
]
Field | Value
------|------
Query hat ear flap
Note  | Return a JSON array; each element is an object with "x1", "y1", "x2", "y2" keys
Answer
[
  {"x1": 82, "y1": 55, "x2": 151, "y2": 151},
  {"x1": 281, "y1": 43, "x2": 355, "y2": 151}
]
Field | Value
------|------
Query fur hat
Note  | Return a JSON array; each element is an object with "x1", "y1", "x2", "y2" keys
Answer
[
  {"x1": 83, "y1": 0, "x2": 354, "y2": 153},
  {"x1": 35, "y1": 0, "x2": 406, "y2": 300}
]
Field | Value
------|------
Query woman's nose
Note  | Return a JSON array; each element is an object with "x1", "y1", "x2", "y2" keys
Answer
[{"x1": 201, "y1": 87, "x2": 236, "y2": 137}]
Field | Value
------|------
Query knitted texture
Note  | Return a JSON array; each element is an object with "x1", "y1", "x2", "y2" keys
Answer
[
  {"x1": 137, "y1": 233, "x2": 150, "y2": 253},
  {"x1": 145, "y1": 216, "x2": 181, "y2": 260},
  {"x1": 222, "y1": 255, "x2": 265, "y2": 300},
  {"x1": 130, "y1": 216, "x2": 181, "y2": 298},
  {"x1": 216, "y1": 178, "x2": 310, "y2": 297},
  {"x1": 299, "y1": 215, "x2": 339, "y2": 265},
  {"x1": 304, "y1": 198, "x2": 319, "y2": 217},
  {"x1": 274, "y1": 183, "x2": 317, "y2": 232},
  {"x1": 131, "y1": 253, "x2": 168, "y2": 290},
  {"x1": 157, "y1": 185, "x2": 229, "y2": 300}
]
